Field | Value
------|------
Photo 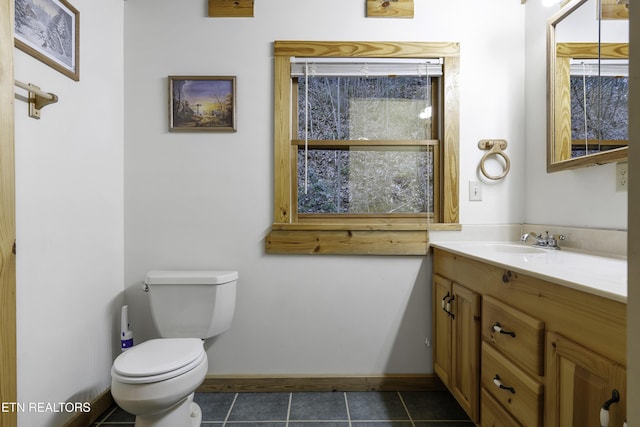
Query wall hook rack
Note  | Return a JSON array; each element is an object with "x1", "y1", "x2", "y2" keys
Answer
[{"x1": 14, "y1": 80, "x2": 59, "y2": 119}]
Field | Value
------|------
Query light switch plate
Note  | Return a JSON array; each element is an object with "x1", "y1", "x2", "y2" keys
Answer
[{"x1": 469, "y1": 181, "x2": 482, "y2": 201}]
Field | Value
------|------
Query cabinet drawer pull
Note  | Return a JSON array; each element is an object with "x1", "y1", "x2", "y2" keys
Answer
[
  {"x1": 446, "y1": 295, "x2": 455, "y2": 319},
  {"x1": 599, "y1": 389, "x2": 620, "y2": 427},
  {"x1": 492, "y1": 322, "x2": 516, "y2": 338},
  {"x1": 441, "y1": 292, "x2": 450, "y2": 310},
  {"x1": 492, "y1": 375, "x2": 515, "y2": 394},
  {"x1": 441, "y1": 293, "x2": 455, "y2": 319}
]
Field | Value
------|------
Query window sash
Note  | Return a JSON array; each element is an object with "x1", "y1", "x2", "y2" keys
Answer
[{"x1": 291, "y1": 74, "x2": 441, "y2": 219}]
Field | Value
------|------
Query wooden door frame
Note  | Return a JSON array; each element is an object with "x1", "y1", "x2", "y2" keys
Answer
[{"x1": 1, "y1": 0, "x2": 18, "y2": 425}]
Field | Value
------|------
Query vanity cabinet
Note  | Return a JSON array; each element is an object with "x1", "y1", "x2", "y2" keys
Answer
[
  {"x1": 432, "y1": 248, "x2": 627, "y2": 427},
  {"x1": 433, "y1": 274, "x2": 481, "y2": 423}
]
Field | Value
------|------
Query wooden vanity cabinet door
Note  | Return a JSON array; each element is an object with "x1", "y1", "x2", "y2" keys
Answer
[
  {"x1": 450, "y1": 282, "x2": 481, "y2": 423},
  {"x1": 545, "y1": 332, "x2": 626, "y2": 427},
  {"x1": 432, "y1": 274, "x2": 481, "y2": 424},
  {"x1": 433, "y1": 274, "x2": 452, "y2": 386}
]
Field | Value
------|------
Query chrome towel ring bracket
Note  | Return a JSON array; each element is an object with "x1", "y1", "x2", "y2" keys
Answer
[{"x1": 478, "y1": 139, "x2": 510, "y2": 180}]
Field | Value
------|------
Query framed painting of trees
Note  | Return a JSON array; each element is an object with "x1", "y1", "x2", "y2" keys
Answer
[
  {"x1": 169, "y1": 76, "x2": 237, "y2": 132},
  {"x1": 14, "y1": 0, "x2": 80, "y2": 81}
]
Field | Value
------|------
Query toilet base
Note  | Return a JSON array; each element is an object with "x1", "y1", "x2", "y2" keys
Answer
[{"x1": 133, "y1": 392, "x2": 202, "y2": 427}]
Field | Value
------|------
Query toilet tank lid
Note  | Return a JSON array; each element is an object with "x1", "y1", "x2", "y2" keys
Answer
[{"x1": 145, "y1": 270, "x2": 238, "y2": 285}]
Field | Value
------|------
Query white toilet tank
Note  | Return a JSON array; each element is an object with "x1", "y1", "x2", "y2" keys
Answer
[{"x1": 145, "y1": 270, "x2": 237, "y2": 339}]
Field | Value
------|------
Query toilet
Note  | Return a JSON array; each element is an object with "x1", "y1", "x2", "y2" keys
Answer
[{"x1": 111, "y1": 270, "x2": 238, "y2": 427}]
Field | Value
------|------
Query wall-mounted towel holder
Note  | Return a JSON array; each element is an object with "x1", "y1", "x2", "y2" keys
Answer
[
  {"x1": 14, "y1": 80, "x2": 58, "y2": 119},
  {"x1": 478, "y1": 139, "x2": 510, "y2": 180}
]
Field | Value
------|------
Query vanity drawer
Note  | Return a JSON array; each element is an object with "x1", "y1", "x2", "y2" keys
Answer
[
  {"x1": 481, "y1": 388, "x2": 522, "y2": 427},
  {"x1": 482, "y1": 342, "x2": 543, "y2": 427},
  {"x1": 482, "y1": 295, "x2": 545, "y2": 377}
]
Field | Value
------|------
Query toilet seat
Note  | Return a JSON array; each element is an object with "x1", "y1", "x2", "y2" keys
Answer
[{"x1": 112, "y1": 338, "x2": 205, "y2": 384}]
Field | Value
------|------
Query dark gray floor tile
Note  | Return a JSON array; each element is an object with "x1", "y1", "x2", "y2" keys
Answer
[
  {"x1": 100, "y1": 405, "x2": 135, "y2": 422},
  {"x1": 413, "y1": 423, "x2": 475, "y2": 427},
  {"x1": 347, "y1": 392, "x2": 410, "y2": 421},
  {"x1": 224, "y1": 423, "x2": 286, "y2": 427},
  {"x1": 94, "y1": 390, "x2": 470, "y2": 426},
  {"x1": 93, "y1": 405, "x2": 116, "y2": 423},
  {"x1": 96, "y1": 424, "x2": 135, "y2": 426},
  {"x1": 289, "y1": 423, "x2": 349, "y2": 427},
  {"x1": 194, "y1": 392, "x2": 236, "y2": 421},
  {"x1": 98, "y1": 424, "x2": 135, "y2": 426},
  {"x1": 227, "y1": 392, "x2": 290, "y2": 421},
  {"x1": 352, "y1": 422, "x2": 414, "y2": 427},
  {"x1": 289, "y1": 392, "x2": 349, "y2": 421},
  {"x1": 400, "y1": 391, "x2": 470, "y2": 421}
]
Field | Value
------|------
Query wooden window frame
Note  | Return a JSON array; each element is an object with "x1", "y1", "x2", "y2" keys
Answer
[{"x1": 266, "y1": 41, "x2": 460, "y2": 255}]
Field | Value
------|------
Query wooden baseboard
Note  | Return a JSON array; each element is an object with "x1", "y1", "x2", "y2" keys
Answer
[
  {"x1": 63, "y1": 388, "x2": 114, "y2": 427},
  {"x1": 197, "y1": 375, "x2": 444, "y2": 393}
]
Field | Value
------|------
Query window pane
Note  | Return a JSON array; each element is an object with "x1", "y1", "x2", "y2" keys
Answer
[
  {"x1": 570, "y1": 75, "x2": 628, "y2": 157},
  {"x1": 298, "y1": 76, "x2": 433, "y2": 140},
  {"x1": 297, "y1": 147, "x2": 434, "y2": 214}
]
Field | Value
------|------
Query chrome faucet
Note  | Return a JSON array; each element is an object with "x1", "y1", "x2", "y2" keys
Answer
[{"x1": 521, "y1": 231, "x2": 565, "y2": 250}]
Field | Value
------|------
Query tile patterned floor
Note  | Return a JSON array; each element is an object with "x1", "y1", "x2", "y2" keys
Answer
[{"x1": 93, "y1": 391, "x2": 474, "y2": 426}]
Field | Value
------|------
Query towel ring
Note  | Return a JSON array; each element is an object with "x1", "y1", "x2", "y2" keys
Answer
[{"x1": 478, "y1": 139, "x2": 510, "y2": 180}]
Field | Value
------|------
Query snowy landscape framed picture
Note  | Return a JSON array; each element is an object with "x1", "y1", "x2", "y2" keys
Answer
[
  {"x1": 14, "y1": 0, "x2": 80, "y2": 81},
  {"x1": 169, "y1": 76, "x2": 237, "y2": 132}
]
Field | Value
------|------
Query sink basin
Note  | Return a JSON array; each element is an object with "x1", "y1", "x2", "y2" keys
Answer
[
  {"x1": 491, "y1": 244, "x2": 547, "y2": 254},
  {"x1": 457, "y1": 243, "x2": 546, "y2": 255}
]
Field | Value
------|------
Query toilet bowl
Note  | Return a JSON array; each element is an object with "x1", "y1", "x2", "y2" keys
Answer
[
  {"x1": 111, "y1": 270, "x2": 238, "y2": 427},
  {"x1": 111, "y1": 338, "x2": 208, "y2": 427}
]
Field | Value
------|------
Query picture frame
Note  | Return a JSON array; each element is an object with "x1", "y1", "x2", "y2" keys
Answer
[
  {"x1": 14, "y1": 0, "x2": 80, "y2": 81},
  {"x1": 169, "y1": 76, "x2": 237, "y2": 132}
]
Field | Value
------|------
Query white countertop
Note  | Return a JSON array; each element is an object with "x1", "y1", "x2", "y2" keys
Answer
[{"x1": 430, "y1": 242, "x2": 627, "y2": 303}]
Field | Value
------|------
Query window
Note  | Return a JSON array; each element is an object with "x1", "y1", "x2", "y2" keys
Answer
[
  {"x1": 553, "y1": 42, "x2": 629, "y2": 163},
  {"x1": 569, "y1": 60, "x2": 628, "y2": 157},
  {"x1": 267, "y1": 42, "x2": 460, "y2": 255}
]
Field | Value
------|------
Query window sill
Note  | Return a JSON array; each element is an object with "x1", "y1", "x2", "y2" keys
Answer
[{"x1": 265, "y1": 222, "x2": 461, "y2": 255}]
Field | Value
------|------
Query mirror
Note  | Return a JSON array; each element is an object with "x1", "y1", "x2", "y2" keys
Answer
[{"x1": 547, "y1": 0, "x2": 629, "y2": 171}]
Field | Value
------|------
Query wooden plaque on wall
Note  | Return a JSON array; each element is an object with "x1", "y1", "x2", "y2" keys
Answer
[
  {"x1": 208, "y1": 0, "x2": 254, "y2": 18},
  {"x1": 366, "y1": 0, "x2": 414, "y2": 18},
  {"x1": 600, "y1": 0, "x2": 628, "y2": 20}
]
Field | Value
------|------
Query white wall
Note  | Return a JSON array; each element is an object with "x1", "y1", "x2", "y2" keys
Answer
[
  {"x1": 14, "y1": 1, "x2": 124, "y2": 425},
  {"x1": 524, "y1": 1, "x2": 627, "y2": 229},
  {"x1": 124, "y1": 0, "x2": 526, "y2": 376}
]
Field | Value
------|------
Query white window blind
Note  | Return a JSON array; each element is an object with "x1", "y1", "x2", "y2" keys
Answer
[
  {"x1": 290, "y1": 57, "x2": 443, "y2": 77},
  {"x1": 570, "y1": 59, "x2": 629, "y2": 77}
]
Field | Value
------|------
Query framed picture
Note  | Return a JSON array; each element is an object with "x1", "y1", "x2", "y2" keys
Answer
[
  {"x1": 14, "y1": 0, "x2": 80, "y2": 81},
  {"x1": 169, "y1": 76, "x2": 237, "y2": 132}
]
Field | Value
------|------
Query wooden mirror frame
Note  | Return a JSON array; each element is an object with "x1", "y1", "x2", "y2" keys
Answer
[{"x1": 546, "y1": 0, "x2": 628, "y2": 172}]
